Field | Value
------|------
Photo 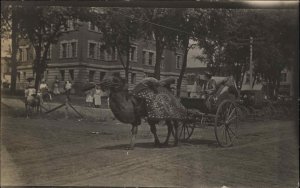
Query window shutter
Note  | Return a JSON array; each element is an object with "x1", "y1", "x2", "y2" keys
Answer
[
  {"x1": 75, "y1": 41, "x2": 78, "y2": 58},
  {"x1": 114, "y1": 48, "x2": 118, "y2": 60},
  {"x1": 67, "y1": 42, "x2": 71, "y2": 58},
  {"x1": 104, "y1": 50, "x2": 107, "y2": 61},
  {"x1": 17, "y1": 49, "x2": 20, "y2": 61},
  {"x1": 59, "y1": 42, "x2": 63, "y2": 58},
  {"x1": 153, "y1": 52, "x2": 156, "y2": 65},
  {"x1": 96, "y1": 42, "x2": 100, "y2": 60},
  {"x1": 49, "y1": 45, "x2": 52, "y2": 59},
  {"x1": 145, "y1": 51, "x2": 149, "y2": 65},
  {"x1": 24, "y1": 48, "x2": 28, "y2": 61},
  {"x1": 69, "y1": 20, "x2": 74, "y2": 30},
  {"x1": 134, "y1": 46, "x2": 138, "y2": 62},
  {"x1": 87, "y1": 42, "x2": 90, "y2": 58}
]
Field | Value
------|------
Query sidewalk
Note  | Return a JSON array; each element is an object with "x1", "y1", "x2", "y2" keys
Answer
[{"x1": 1, "y1": 97, "x2": 114, "y2": 121}]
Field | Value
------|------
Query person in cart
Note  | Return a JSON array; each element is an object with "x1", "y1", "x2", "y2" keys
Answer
[{"x1": 200, "y1": 71, "x2": 217, "y2": 110}]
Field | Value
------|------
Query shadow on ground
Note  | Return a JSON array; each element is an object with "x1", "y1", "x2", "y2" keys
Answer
[{"x1": 99, "y1": 138, "x2": 219, "y2": 150}]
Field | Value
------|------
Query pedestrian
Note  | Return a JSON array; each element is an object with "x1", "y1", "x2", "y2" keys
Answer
[
  {"x1": 64, "y1": 80, "x2": 72, "y2": 101},
  {"x1": 39, "y1": 79, "x2": 52, "y2": 101},
  {"x1": 85, "y1": 90, "x2": 93, "y2": 107},
  {"x1": 93, "y1": 85, "x2": 102, "y2": 108},
  {"x1": 53, "y1": 79, "x2": 60, "y2": 95}
]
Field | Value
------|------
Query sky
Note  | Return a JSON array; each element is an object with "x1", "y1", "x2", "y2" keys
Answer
[{"x1": 186, "y1": 40, "x2": 206, "y2": 68}]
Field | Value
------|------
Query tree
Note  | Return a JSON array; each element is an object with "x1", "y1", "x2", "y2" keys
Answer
[
  {"x1": 141, "y1": 8, "x2": 179, "y2": 80},
  {"x1": 1, "y1": 4, "x2": 22, "y2": 94},
  {"x1": 174, "y1": 8, "x2": 207, "y2": 97},
  {"x1": 17, "y1": 6, "x2": 80, "y2": 90},
  {"x1": 92, "y1": 8, "x2": 142, "y2": 83},
  {"x1": 252, "y1": 9, "x2": 298, "y2": 95},
  {"x1": 194, "y1": 9, "x2": 235, "y2": 75}
]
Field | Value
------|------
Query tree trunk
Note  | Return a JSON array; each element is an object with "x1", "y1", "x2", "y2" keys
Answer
[
  {"x1": 10, "y1": 7, "x2": 18, "y2": 94},
  {"x1": 154, "y1": 35, "x2": 163, "y2": 80},
  {"x1": 34, "y1": 45, "x2": 42, "y2": 91},
  {"x1": 125, "y1": 48, "x2": 130, "y2": 83},
  {"x1": 176, "y1": 37, "x2": 189, "y2": 97}
]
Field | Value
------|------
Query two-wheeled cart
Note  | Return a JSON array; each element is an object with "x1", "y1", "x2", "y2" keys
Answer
[{"x1": 178, "y1": 94, "x2": 239, "y2": 147}]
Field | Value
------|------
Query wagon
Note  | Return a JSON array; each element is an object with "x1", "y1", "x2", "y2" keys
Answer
[{"x1": 177, "y1": 86, "x2": 239, "y2": 147}]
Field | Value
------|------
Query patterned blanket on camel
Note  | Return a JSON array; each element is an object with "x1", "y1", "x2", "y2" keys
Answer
[{"x1": 132, "y1": 77, "x2": 187, "y2": 121}]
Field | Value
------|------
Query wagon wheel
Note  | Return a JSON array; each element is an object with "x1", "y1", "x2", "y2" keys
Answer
[
  {"x1": 215, "y1": 100, "x2": 238, "y2": 147},
  {"x1": 171, "y1": 121, "x2": 195, "y2": 141}
]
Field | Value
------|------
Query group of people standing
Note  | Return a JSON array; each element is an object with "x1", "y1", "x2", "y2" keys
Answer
[
  {"x1": 85, "y1": 86, "x2": 103, "y2": 108},
  {"x1": 24, "y1": 79, "x2": 73, "y2": 103}
]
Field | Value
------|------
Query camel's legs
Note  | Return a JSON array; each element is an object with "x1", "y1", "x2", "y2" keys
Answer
[
  {"x1": 129, "y1": 125, "x2": 138, "y2": 150},
  {"x1": 163, "y1": 120, "x2": 173, "y2": 145},
  {"x1": 173, "y1": 120, "x2": 179, "y2": 146},
  {"x1": 149, "y1": 122, "x2": 160, "y2": 146}
]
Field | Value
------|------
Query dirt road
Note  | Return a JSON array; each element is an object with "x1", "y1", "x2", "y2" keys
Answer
[{"x1": 1, "y1": 105, "x2": 298, "y2": 187}]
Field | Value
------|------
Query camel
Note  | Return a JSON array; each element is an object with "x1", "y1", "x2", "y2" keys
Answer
[{"x1": 100, "y1": 75, "x2": 187, "y2": 149}]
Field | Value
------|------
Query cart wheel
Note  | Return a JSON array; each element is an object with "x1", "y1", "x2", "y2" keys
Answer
[
  {"x1": 215, "y1": 100, "x2": 238, "y2": 147},
  {"x1": 172, "y1": 121, "x2": 195, "y2": 141}
]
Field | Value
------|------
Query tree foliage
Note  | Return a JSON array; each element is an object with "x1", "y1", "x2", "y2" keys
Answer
[
  {"x1": 17, "y1": 6, "x2": 81, "y2": 89},
  {"x1": 140, "y1": 8, "x2": 179, "y2": 79},
  {"x1": 92, "y1": 8, "x2": 142, "y2": 82}
]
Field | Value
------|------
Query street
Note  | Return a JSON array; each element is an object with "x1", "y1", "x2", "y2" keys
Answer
[{"x1": 1, "y1": 102, "x2": 298, "y2": 188}]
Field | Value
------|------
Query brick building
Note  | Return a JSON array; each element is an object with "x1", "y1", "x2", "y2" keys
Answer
[{"x1": 16, "y1": 20, "x2": 188, "y2": 96}]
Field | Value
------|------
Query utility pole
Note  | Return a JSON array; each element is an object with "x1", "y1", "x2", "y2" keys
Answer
[{"x1": 249, "y1": 36, "x2": 253, "y2": 88}]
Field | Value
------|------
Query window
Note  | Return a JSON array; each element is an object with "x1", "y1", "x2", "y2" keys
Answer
[
  {"x1": 148, "y1": 52, "x2": 154, "y2": 65},
  {"x1": 60, "y1": 70, "x2": 65, "y2": 81},
  {"x1": 131, "y1": 73, "x2": 136, "y2": 84},
  {"x1": 23, "y1": 72, "x2": 26, "y2": 79},
  {"x1": 19, "y1": 47, "x2": 28, "y2": 62},
  {"x1": 99, "y1": 45, "x2": 105, "y2": 60},
  {"x1": 100, "y1": 72, "x2": 106, "y2": 81},
  {"x1": 160, "y1": 56, "x2": 165, "y2": 68},
  {"x1": 142, "y1": 51, "x2": 146, "y2": 64},
  {"x1": 112, "y1": 47, "x2": 118, "y2": 60},
  {"x1": 69, "y1": 69, "x2": 74, "y2": 81},
  {"x1": 70, "y1": 42, "x2": 77, "y2": 58},
  {"x1": 43, "y1": 70, "x2": 49, "y2": 81},
  {"x1": 89, "y1": 70, "x2": 95, "y2": 82},
  {"x1": 61, "y1": 43, "x2": 68, "y2": 58},
  {"x1": 129, "y1": 46, "x2": 137, "y2": 62},
  {"x1": 280, "y1": 73, "x2": 287, "y2": 82},
  {"x1": 17, "y1": 72, "x2": 20, "y2": 81},
  {"x1": 46, "y1": 45, "x2": 52, "y2": 59},
  {"x1": 60, "y1": 40, "x2": 77, "y2": 58},
  {"x1": 67, "y1": 20, "x2": 74, "y2": 31},
  {"x1": 61, "y1": 19, "x2": 75, "y2": 32},
  {"x1": 88, "y1": 22, "x2": 99, "y2": 32},
  {"x1": 113, "y1": 72, "x2": 120, "y2": 77},
  {"x1": 107, "y1": 47, "x2": 118, "y2": 61},
  {"x1": 176, "y1": 55, "x2": 181, "y2": 69},
  {"x1": 88, "y1": 43, "x2": 96, "y2": 59}
]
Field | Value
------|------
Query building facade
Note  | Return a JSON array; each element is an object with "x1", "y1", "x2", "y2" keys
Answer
[{"x1": 16, "y1": 21, "x2": 189, "y2": 96}]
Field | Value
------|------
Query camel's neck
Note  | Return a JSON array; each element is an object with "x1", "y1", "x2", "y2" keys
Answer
[{"x1": 109, "y1": 90, "x2": 136, "y2": 124}]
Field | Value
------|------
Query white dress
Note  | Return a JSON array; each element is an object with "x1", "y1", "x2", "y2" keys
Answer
[{"x1": 94, "y1": 89, "x2": 102, "y2": 106}]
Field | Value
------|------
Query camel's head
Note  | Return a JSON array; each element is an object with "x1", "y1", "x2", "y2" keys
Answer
[{"x1": 100, "y1": 75, "x2": 127, "y2": 92}]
